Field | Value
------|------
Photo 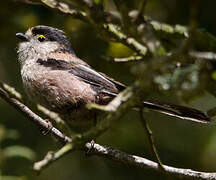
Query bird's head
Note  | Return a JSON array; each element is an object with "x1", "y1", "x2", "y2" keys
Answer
[{"x1": 16, "y1": 25, "x2": 75, "y2": 65}]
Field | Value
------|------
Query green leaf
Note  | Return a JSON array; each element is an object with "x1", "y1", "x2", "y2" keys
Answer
[
  {"x1": 3, "y1": 145, "x2": 36, "y2": 161},
  {"x1": 94, "y1": 0, "x2": 100, "y2": 4},
  {"x1": 212, "y1": 71, "x2": 216, "y2": 81}
]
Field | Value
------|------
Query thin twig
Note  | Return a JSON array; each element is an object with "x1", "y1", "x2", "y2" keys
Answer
[
  {"x1": 102, "y1": 55, "x2": 143, "y2": 62},
  {"x1": 37, "y1": 104, "x2": 73, "y2": 136},
  {"x1": 139, "y1": 0, "x2": 148, "y2": 15},
  {"x1": 189, "y1": 51, "x2": 216, "y2": 61},
  {"x1": 129, "y1": 10, "x2": 167, "y2": 57},
  {"x1": 139, "y1": 108, "x2": 164, "y2": 170},
  {"x1": 0, "y1": 82, "x2": 22, "y2": 100},
  {"x1": 33, "y1": 143, "x2": 74, "y2": 171},
  {"x1": 41, "y1": 0, "x2": 88, "y2": 23},
  {"x1": 103, "y1": 24, "x2": 148, "y2": 56}
]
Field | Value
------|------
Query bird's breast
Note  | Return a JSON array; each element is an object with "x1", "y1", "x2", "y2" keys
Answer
[{"x1": 21, "y1": 63, "x2": 97, "y2": 111}]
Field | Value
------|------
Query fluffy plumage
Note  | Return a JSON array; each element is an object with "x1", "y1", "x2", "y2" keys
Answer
[{"x1": 16, "y1": 25, "x2": 210, "y2": 129}]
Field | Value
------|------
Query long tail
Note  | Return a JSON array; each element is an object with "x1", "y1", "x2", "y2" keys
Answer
[{"x1": 143, "y1": 100, "x2": 210, "y2": 123}]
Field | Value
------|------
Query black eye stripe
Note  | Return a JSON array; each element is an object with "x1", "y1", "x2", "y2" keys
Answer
[
  {"x1": 32, "y1": 28, "x2": 62, "y2": 40},
  {"x1": 31, "y1": 25, "x2": 75, "y2": 54}
]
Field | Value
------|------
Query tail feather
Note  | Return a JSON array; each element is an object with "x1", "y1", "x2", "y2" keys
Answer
[{"x1": 143, "y1": 100, "x2": 210, "y2": 123}]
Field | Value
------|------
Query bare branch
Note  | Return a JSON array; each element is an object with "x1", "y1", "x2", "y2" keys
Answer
[
  {"x1": 87, "y1": 86, "x2": 133, "y2": 112},
  {"x1": 189, "y1": 51, "x2": 216, "y2": 61},
  {"x1": 41, "y1": 0, "x2": 88, "y2": 22},
  {"x1": 0, "y1": 82, "x2": 22, "y2": 100},
  {"x1": 102, "y1": 55, "x2": 143, "y2": 62},
  {"x1": 0, "y1": 82, "x2": 72, "y2": 144},
  {"x1": 34, "y1": 143, "x2": 74, "y2": 171},
  {"x1": 86, "y1": 142, "x2": 216, "y2": 180},
  {"x1": 103, "y1": 24, "x2": 147, "y2": 56}
]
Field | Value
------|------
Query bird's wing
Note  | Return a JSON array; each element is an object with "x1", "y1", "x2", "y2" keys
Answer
[{"x1": 37, "y1": 58, "x2": 125, "y2": 96}]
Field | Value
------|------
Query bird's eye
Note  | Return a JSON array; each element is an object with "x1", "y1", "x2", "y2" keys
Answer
[{"x1": 37, "y1": 35, "x2": 46, "y2": 42}]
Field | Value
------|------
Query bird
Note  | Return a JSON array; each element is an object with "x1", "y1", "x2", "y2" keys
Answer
[{"x1": 16, "y1": 25, "x2": 210, "y2": 130}]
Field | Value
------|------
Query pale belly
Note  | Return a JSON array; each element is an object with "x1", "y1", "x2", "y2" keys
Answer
[{"x1": 21, "y1": 66, "x2": 99, "y2": 129}]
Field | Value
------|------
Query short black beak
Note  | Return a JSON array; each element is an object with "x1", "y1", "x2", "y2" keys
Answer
[{"x1": 16, "y1": 32, "x2": 29, "y2": 41}]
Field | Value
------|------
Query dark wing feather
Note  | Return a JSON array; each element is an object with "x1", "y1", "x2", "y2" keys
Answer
[
  {"x1": 37, "y1": 58, "x2": 124, "y2": 95},
  {"x1": 143, "y1": 100, "x2": 210, "y2": 123}
]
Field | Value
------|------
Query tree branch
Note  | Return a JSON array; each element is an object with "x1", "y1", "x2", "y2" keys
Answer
[
  {"x1": 0, "y1": 81, "x2": 72, "y2": 144},
  {"x1": 41, "y1": 0, "x2": 89, "y2": 23},
  {"x1": 85, "y1": 142, "x2": 216, "y2": 180}
]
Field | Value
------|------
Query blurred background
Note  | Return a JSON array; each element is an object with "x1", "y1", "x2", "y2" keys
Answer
[{"x1": 1, "y1": 0, "x2": 216, "y2": 179}]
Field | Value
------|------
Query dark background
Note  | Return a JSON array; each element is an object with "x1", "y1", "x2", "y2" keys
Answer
[{"x1": 1, "y1": 0, "x2": 216, "y2": 179}]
